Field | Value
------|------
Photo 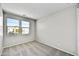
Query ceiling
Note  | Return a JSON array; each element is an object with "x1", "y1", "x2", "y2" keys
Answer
[{"x1": 1, "y1": 3, "x2": 75, "y2": 20}]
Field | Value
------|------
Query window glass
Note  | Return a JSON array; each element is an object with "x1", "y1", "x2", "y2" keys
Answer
[
  {"x1": 7, "y1": 18, "x2": 30, "y2": 35},
  {"x1": 21, "y1": 21, "x2": 30, "y2": 34},
  {"x1": 22, "y1": 28, "x2": 29, "y2": 34},
  {"x1": 7, "y1": 27, "x2": 19, "y2": 35},
  {"x1": 7, "y1": 18, "x2": 20, "y2": 35},
  {"x1": 21, "y1": 21, "x2": 30, "y2": 27},
  {"x1": 7, "y1": 18, "x2": 19, "y2": 26}
]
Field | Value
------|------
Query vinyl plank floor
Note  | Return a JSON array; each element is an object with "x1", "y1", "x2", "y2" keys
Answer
[{"x1": 1, "y1": 41, "x2": 73, "y2": 56}]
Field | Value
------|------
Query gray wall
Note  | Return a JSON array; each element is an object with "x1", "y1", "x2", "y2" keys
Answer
[
  {"x1": 37, "y1": 6, "x2": 77, "y2": 55},
  {"x1": 0, "y1": 4, "x2": 3, "y2": 55}
]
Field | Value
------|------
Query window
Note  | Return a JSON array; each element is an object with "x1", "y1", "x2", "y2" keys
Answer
[
  {"x1": 7, "y1": 18, "x2": 20, "y2": 35},
  {"x1": 7, "y1": 18, "x2": 30, "y2": 35},
  {"x1": 21, "y1": 21, "x2": 30, "y2": 34}
]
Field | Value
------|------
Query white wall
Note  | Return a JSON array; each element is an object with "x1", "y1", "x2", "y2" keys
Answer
[
  {"x1": 77, "y1": 8, "x2": 79, "y2": 55},
  {"x1": 37, "y1": 6, "x2": 77, "y2": 55},
  {"x1": 3, "y1": 13, "x2": 35, "y2": 48},
  {"x1": 0, "y1": 4, "x2": 3, "y2": 55}
]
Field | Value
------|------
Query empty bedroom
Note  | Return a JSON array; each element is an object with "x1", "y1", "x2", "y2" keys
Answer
[{"x1": 0, "y1": 3, "x2": 78, "y2": 56}]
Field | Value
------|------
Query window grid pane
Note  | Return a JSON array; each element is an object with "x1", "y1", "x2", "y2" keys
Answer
[
  {"x1": 21, "y1": 21, "x2": 30, "y2": 27},
  {"x1": 7, "y1": 18, "x2": 19, "y2": 26},
  {"x1": 21, "y1": 21, "x2": 30, "y2": 34},
  {"x1": 22, "y1": 27, "x2": 29, "y2": 34},
  {"x1": 7, "y1": 26, "x2": 20, "y2": 35}
]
